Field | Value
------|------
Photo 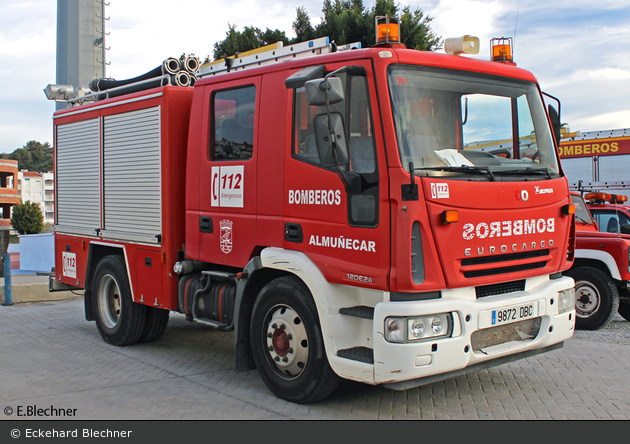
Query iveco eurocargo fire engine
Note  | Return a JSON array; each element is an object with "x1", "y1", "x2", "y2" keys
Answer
[{"x1": 46, "y1": 19, "x2": 576, "y2": 403}]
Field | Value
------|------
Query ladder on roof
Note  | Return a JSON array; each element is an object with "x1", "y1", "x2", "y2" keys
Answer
[
  {"x1": 570, "y1": 180, "x2": 630, "y2": 192},
  {"x1": 197, "y1": 37, "x2": 362, "y2": 78}
]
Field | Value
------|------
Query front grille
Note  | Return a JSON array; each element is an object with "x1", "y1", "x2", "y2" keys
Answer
[
  {"x1": 464, "y1": 261, "x2": 546, "y2": 278},
  {"x1": 476, "y1": 280, "x2": 526, "y2": 299},
  {"x1": 461, "y1": 249, "x2": 549, "y2": 267},
  {"x1": 461, "y1": 249, "x2": 550, "y2": 278}
]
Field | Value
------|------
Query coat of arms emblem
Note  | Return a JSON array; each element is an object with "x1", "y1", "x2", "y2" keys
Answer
[{"x1": 220, "y1": 219, "x2": 233, "y2": 254}]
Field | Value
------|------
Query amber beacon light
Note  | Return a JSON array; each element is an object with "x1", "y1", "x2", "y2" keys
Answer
[
  {"x1": 491, "y1": 37, "x2": 515, "y2": 65},
  {"x1": 375, "y1": 15, "x2": 400, "y2": 45}
]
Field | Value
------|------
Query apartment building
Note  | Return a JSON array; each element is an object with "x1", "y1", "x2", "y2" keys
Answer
[{"x1": 17, "y1": 171, "x2": 55, "y2": 225}]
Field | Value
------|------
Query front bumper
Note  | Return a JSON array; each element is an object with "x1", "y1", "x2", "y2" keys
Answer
[{"x1": 372, "y1": 276, "x2": 575, "y2": 386}]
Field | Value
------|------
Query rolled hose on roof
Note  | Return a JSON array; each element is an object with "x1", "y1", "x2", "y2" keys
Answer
[
  {"x1": 172, "y1": 70, "x2": 191, "y2": 87},
  {"x1": 89, "y1": 57, "x2": 192, "y2": 92},
  {"x1": 181, "y1": 55, "x2": 200, "y2": 74}
]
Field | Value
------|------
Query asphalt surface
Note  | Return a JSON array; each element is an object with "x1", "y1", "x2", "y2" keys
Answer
[{"x1": 1, "y1": 294, "x2": 630, "y2": 421}]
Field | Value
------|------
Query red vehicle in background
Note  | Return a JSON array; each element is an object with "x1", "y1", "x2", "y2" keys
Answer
[{"x1": 566, "y1": 190, "x2": 630, "y2": 328}]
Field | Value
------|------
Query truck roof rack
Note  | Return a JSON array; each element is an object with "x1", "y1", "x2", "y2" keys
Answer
[
  {"x1": 49, "y1": 37, "x2": 361, "y2": 107},
  {"x1": 197, "y1": 37, "x2": 361, "y2": 78},
  {"x1": 570, "y1": 180, "x2": 630, "y2": 193}
]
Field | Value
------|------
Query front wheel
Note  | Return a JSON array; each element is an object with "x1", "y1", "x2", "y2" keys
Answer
[
  {"x1": 565, "y1": 266, "x2": 619, "y2": 330},
  {"x1": 618, "y1": 301, "x2": 630, "y2": 322},
  {"x1": 93, "y1": 255, "x2": 147, "y2": 346},
  {"x1": 250, "y1": 276, "x2": 340, "y2": 404}
]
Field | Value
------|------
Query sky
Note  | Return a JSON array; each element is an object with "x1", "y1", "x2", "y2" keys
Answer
[{"x1": 1, "y1": 0, "x2": 629, "y2": 154}]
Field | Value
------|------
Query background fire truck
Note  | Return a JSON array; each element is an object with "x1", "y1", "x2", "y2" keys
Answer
[
  {"x1": 567, "y1": 185, "x2": 630, "y2": 329},
  {"x1": 45, "y1": 22, "x2": 576, "y2": 403}
]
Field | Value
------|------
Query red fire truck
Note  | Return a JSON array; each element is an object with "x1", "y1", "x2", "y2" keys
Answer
[
  {"x1": 567, "y1": 184, "x2": 630, "y2": 326},
  {"x1": 45, "y1": 20, "x2": 576, "y2": 403}
]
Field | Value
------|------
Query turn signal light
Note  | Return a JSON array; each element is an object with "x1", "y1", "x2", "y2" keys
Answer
[
  {"x1": 562, "y1": 204, "x2": 575, "y2": 216},
  {"x1": 441, "y1": 210, "x2": 459, "y2": 224}
]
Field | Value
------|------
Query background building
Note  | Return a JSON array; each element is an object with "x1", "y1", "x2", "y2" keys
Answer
[
  {"x1": 0, "y1": 159, "x2": 21, "y2": 274},
  {"x1": 560, "y1": 128, "x2": 630, "y2": 200},
  {"x1": 17, "y1": 171, "x2": 55, "y2": 226}
]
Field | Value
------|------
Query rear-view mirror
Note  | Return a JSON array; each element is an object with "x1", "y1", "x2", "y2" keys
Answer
[
  {"x1": 313, "y1": 112, "x2": 349, "y2": 167},
  {"x1": 305, "y1": 77, "x2": 345, "y2": 106}
]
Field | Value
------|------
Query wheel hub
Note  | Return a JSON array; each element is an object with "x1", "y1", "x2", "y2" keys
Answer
[
  {"x1": 98, "y1": 274, "x2": 122, "y2": 329},
  {"x1": 272, "y1": 329, "x2": 289, "y2": 356},
  {"x1": 575, "y1": 281, "x2": 600, "y2": 318},
  {"x1": 265, "y1": 306, "x2": 309, "y2": 379}
]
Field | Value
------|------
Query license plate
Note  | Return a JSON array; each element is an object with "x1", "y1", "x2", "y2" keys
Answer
[{"x1": 491, "y1": 303, "x2": 537, "y2": 326}]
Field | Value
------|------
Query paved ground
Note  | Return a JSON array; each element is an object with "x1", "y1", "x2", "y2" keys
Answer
[{"x1": 1, "y1": 293, "x2": 630, "y2": 421}]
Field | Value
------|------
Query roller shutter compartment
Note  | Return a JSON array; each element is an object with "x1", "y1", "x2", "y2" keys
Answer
[
  {"x1": 56, "y1": 118, "x2": 101, "y2": 236},
  {"x1": 102, "y1": 107, "x2": 162, "y2": 244}
]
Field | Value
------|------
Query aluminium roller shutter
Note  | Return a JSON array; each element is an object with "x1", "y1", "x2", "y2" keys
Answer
[
  {"x1": 102, "y1": 107, "x2": 162, "y2": 243},
  {"x1": 56, "y1": 118, "x2": 101, "y2": 235}
]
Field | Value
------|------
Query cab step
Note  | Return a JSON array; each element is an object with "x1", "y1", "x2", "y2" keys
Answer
[
  {"x1": 337, "y1": 346, "x2": 374, "y2": 364},
  {"x1": 339, "y1": 306, "x2": 374, "y2": 320}
]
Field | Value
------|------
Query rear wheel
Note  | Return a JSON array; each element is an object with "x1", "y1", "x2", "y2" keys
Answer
[
  {"x1": 93, "y1": 255, "x2": 147, "y2": 345},
  {"x1": 250, "y1": 276, "x2": 340, "y2": 404},
  {"x1": 565, "y1": 266, "x2": 619, "y2": 330},
  {"x1": 138, "y1": 307, "x2": 170, "y2": 343}
]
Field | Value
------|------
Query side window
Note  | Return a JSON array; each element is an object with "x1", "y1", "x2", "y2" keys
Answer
[
  {"x1": 595, "y1": 211, "x2": 630, "y2": 233},
  {"x1": 211, "y1": 86, "x2": 256, "y2": 161},
  {"x1": 293, "y1": 73, "x2": 376, "y2": 174}
]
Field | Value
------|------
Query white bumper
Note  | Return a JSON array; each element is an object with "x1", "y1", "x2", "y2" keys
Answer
[{"x1": 372, "y1": 276, "x2": 575, "y2": 386}]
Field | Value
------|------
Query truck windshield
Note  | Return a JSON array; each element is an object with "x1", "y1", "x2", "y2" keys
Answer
[
  {"x1": 570, "y1": 194, "x2": 595, "y2": 224},
  {"x1": 388, "y1": 65, "x2": 560, "y2": 181}
]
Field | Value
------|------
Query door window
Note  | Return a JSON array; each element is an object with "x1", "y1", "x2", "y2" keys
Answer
[{"x1": 211, "y1": 86, "x2": 256, "y2": 161}]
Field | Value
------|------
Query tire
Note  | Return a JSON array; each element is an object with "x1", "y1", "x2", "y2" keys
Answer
[
  {"x1": 92, "y1": 255, "x2": 147, "y2": 346},
  {"x1": 565, "y1": 266, "x2": 619, "y2": 330},
  {"x1": 138, "y1": 307, "x2": 170, "y2": 343},
  {"x1": 250, "y1": 276, "x2": 340, "y2": 404},
  {"x1": 618, "y1": 301, "x2": 630, "y2": 322}
]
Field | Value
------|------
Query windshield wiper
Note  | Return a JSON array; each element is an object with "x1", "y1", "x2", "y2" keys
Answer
[
  {"x1": 418, "y1": 165, "x2": 496, "y2": 181},
  {"x1": 492, "y1": 166, "x2": 553, "y2": 179},
  {"x1": 575, "y1": 215, "x2": 591, "y2": 224}
]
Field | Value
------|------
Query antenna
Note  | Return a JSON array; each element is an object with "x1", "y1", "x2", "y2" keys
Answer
[{"x1": 513, "y1": 8, "x2": 519, "y2": 51}]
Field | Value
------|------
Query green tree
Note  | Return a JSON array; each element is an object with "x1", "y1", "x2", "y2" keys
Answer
[
  {"x1": 212, "y1": 0, "x2": 441, "y2": 60},
  {"x1": 0, "y1": 141, "x2": 53, "y2": 173},
  {"x1": 212, "y1": 24, "x2": 291, "y2": 60},
  {"x1": 10, "y1": 201, "x2": 44, "y2": 235},
  {"x1": 315, "y1": 0, "x2": 440, "y2": 50},
  {"x1": 293, "y1": 6, "x2": 316, "y2": 42}
]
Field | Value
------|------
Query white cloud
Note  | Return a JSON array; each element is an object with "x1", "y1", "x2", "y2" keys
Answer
[
  {"x1": 0, "y1": 0, "x2": 629, "y2": 153},
  {"x1": 424, "y1": 0, "x2": 507, "y2": 58}
]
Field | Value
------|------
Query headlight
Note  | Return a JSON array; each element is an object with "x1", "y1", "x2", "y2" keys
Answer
[
  {"x1": 385, "y1": 313, "x2": 453, "y2": 343},
  {"x1": 558, "y1": 288, "x2": 575, "y2": 314},
  {"x1": 385, "y1": 318, "x2": 406, "y2": 343}
]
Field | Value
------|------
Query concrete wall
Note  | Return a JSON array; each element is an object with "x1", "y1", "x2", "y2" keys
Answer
[{"x1": 18, "y1": 233, "x2": 54, "y2": 272}]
